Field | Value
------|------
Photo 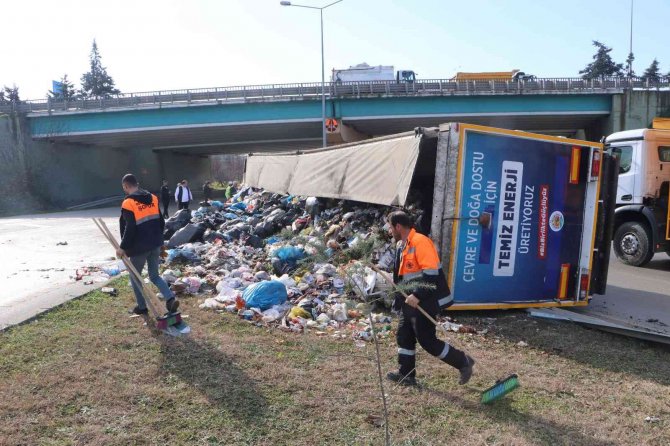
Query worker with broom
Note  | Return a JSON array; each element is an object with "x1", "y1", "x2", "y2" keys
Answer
[
  {"x1": 386, "y1": 211, "x2": 475, "y2": 386},
  {"x1": 118, "y1": 174, "x2": 180, "y2": 316}
]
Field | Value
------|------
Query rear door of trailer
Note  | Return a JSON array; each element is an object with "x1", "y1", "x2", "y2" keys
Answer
[{"x1": 438, "y1": 124, "x2": 604, "y2": 310}]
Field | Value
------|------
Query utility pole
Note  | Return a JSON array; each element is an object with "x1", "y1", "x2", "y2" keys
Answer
[
  {"x1": 281, "y1": 0, "x2": 343, "y2": 148},
  {"x1": 628, "y1": 0, "x2": 634, "y2": 77}
]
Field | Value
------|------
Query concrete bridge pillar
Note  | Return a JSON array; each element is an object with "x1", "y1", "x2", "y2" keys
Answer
[{"x1": 605, "y1": 90, "x2": 670, "y2": 135}]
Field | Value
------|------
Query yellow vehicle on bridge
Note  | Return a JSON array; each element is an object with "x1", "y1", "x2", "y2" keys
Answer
[{"x1": 451, "y1": 70, "x2": 535, "y2": 81}]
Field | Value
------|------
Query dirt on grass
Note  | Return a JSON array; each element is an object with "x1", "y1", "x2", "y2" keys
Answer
[{"x1": 1, "y1": 279, "x2": 669, "y2": 445}]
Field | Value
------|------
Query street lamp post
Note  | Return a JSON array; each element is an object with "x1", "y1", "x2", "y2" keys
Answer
[{"x1": 280, "y1": 0, "x2": 343, "y2": 148}]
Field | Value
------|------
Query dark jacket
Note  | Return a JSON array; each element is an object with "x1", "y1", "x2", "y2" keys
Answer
[
  {"x1": 160, "y1": 185, "x2": 170, "y2": 203},
  {"x1": 119, "y1": 189, "x2": 165, "y2": 257}
]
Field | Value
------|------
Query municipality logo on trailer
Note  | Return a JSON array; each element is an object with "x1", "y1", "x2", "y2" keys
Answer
[
  {"x1": 549, "y1": 211, "x2": 564, "y2": 232},
  {"x1": 493, "y1": 161, "x2": 523, "y2": 277}
]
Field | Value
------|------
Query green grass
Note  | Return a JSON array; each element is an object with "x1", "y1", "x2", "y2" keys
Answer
[{"x1": 1, "y1": 279, "x2": 669, "y2": 445}]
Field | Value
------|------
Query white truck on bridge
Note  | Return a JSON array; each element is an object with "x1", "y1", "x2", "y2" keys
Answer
[
  {"x1": 331, "y1": 63, "x2": 417, "y2": 83},
  {"x1": 606, "y1": 119, "x2": 670, "y2": 266}
]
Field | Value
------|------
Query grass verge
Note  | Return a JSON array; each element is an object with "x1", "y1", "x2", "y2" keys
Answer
[{"x1": 1, "y1": 279, "x2": 669, "y2": 445}]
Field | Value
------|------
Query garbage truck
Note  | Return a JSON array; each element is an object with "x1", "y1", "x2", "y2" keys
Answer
[
  {"x1": 244, "y1": 123, "x2": 619, "y2": 310},
  {"x1": 331, "y1": 63, "x2": 417, "y2": 83},
  {"x1": 606, "y1": 119, "x2": 670, "y2": 266}
]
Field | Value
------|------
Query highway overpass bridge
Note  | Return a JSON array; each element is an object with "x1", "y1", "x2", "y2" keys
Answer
[
  {"x1": 12, "y1": 77, "x2": 670, "y2": 154},
  {"x1": 2, "y1": 77, "x2": 668, "y2": 209}
]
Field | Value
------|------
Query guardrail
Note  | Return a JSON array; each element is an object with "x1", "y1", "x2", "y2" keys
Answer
[{"x1": 1, "y1": 77, "x2": 668, "y2": 115}]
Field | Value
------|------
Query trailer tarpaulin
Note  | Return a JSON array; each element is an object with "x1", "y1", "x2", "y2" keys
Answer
[
  {"x1": 244, "y1": 154, "x2": 298, "y2": 194},
  {"x1": 245, "y1": 134, "x2": 422, "y2": 206}
]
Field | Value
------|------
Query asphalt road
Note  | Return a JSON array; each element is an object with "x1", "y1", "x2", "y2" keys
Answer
[
  {"x1": 0, "y1": 207, "x2": 119, "y2": 329},
  {"x1": 574, "y1": 252, "x2": 670, "y2": 337},
  {"x1": 1, "y1": 207, "x2": 668, "y2": 333}
]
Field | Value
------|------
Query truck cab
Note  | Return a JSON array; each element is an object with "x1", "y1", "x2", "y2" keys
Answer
[
  {"x1": 606, "y1": 126, "x2": 670, "y2": 266},
  {"x1": 396, "y1": 70, "x2": 416, "y2": 83}
]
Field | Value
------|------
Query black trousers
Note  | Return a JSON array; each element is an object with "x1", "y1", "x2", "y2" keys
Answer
[
  {"x1": 162, "y1": 201, "x2": 169, "y2": 218},
  {"x1": 178, "y1": 201, "x2": 190, "y2": 210},
  {"x1": 396, "y1": 304, "x2": 467, "y2": 377}
]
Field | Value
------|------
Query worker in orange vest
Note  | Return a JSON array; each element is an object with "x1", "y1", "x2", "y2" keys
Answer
[
  {"x1": 118, "y1": 174, "x2": 179, "y2": 316},
  {"x1": 386, "y1": 211, "x2": 474, "y2": 386}
]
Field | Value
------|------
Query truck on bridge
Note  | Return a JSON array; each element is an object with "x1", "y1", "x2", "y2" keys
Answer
[
  {"x1": 606, "y1": 118, "x2": 670, "y2": 266},
  {"x1": 245, "y1": 123, "x2": 618, "y2": 310},
  {"x1": 451, "y1": 70, "x2": 536, "y2": 81},
  {"x1": 331, "y1": 63, "x2": 417, "y2": 83}
]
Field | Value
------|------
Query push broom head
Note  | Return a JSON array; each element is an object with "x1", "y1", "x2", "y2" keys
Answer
[
  {"x1": 156, "y1": 312, "x2": 182, "y2": 331},
  {"x1": 481, "y1": 374, "x2": 520, "y2": 404}
]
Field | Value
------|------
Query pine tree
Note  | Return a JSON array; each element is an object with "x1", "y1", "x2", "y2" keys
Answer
[
  {"x1": 579, "y1": 41, "x2": 624, "y2": 80},
  {"x1": 80, "y1": 40, "x2": 120, "y2": 99},
  {"x1": 3, "y1": 85, "x2": 20, "y2": 103},
  {"x1": 641, "y1": 59, "x2": 661, "y2": 82},
  {"x1": 49, "y1": 74, "x2": 78, "y2": 101},
  {"x1": 625, "y1": 52, "x2": 635, "y2": 77}
]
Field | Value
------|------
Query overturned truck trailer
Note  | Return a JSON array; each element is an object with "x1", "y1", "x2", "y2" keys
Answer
[{"x1": 245, "y1": 123, "x2": 618, "y2": 310}]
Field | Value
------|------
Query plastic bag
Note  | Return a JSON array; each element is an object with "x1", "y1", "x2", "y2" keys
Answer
[
  {"x1": 210, "y1": 200, "x2": 225, "y2": 209},
  {"x1": 274, "y1": 246, "x2": 306, "y2": 263},
  {"x1": 289, "y1": 306, "x2": 311, "y2": 319},
  {"x1": 242, "y1": 280, "x2": 288, "y2": 311},
  {"x1": 314, "y1": 263, "x2": 337, "y2": 276},
  {"x1": 277, "y1": 274, "x2": 297, "y2": 289},
  {"x1": 162, "y1": 269, "x2": 178, "y2": 284},
  {"x1": 255, "y1": 271, "x2": 271, "y2": 281},
  {"x1": 219, "y1": 278, "x2": 243, "y2": 289},
  {"x1": 166, "y1": 248, "x2": 199, "y2": 263},
  {"x1": 167, "y1": 223, "x2": 206, "y2": 248},
  {"x1": 199, "y1": 298, "x2": 227, "y2": 310},
  {"x1": 332, "y1": 303, "x2": 348, "y2": 322},
  {"x1": 261, "y1": 308, "x2": 282, "y2": 323}
]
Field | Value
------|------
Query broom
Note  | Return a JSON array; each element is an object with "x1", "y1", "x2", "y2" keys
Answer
[
  {"x1": 93, "y1": 218, "x2": 182, "y2": 331},
  {"x1": 369, "y1": 264, "x2": 519, "y2": 403}
]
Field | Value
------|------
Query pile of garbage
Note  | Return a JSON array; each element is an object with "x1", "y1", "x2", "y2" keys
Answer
[{"x1": 159, "y1": 187, "x2": 426, "y2": 342}]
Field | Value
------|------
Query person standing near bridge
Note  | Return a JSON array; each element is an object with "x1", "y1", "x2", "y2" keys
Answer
[
  {"x1": 386, "y1": 210, "x2": 475, "y2": 386},
  {"x1": 160, "y1": 179, "x2": 171, "y2": 218},
  {"x1": 118, "y1": 174, "x2": 179, "y2": 316},
  {"x1": 202, "y1": 181, "x2": 212, "y2": 202},
  {"x1": 175, "y1": 180, "x2": 192, "y2": 210}
]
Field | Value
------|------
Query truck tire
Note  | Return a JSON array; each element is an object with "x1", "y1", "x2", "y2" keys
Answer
[{"x1": 613, "y1": 222, "x2": 654, "y2": 266}]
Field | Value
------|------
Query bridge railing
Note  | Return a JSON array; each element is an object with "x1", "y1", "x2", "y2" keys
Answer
[{"x1": 2, "y1": 76, "x2": 668, "y2": 114}]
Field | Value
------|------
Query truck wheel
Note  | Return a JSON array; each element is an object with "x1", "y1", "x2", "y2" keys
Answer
[{"x1": 613, "y1": 222, "x2": 654, "y2": 266}]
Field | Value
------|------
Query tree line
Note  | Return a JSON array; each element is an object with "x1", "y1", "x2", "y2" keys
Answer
[{"x1": 579, "y1": 41, "x2": 668, "y2": 81}]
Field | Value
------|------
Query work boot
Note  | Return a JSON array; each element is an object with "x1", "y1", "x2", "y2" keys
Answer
[
  {"x1": 166, "y1": 298, "x2": 180, "y2": 314},
  {"x1": 386, "y1": 371, "x2": 418, "y2": 387},
  {"x1": 459, "y1": 355, "x2": 475, "y2": 385},
  {"x1": 129, "y1": 306, "x2": 148, "y2": 316}
]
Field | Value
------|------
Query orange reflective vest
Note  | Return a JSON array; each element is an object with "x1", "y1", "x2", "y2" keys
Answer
[
  {"x1": 122, "y1": 194, "x2": 161, "y2": 225},
  {"x1": 399, "y1": 229, "x2": 442, "y2": 280},
  {"x1": 397, "y1": 228, "x2": 452, "y2": 309}
]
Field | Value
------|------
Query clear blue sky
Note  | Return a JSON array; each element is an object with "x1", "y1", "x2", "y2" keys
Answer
[{"x1": 2, "y1": 0, "x2": 669, "y2": 100}]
